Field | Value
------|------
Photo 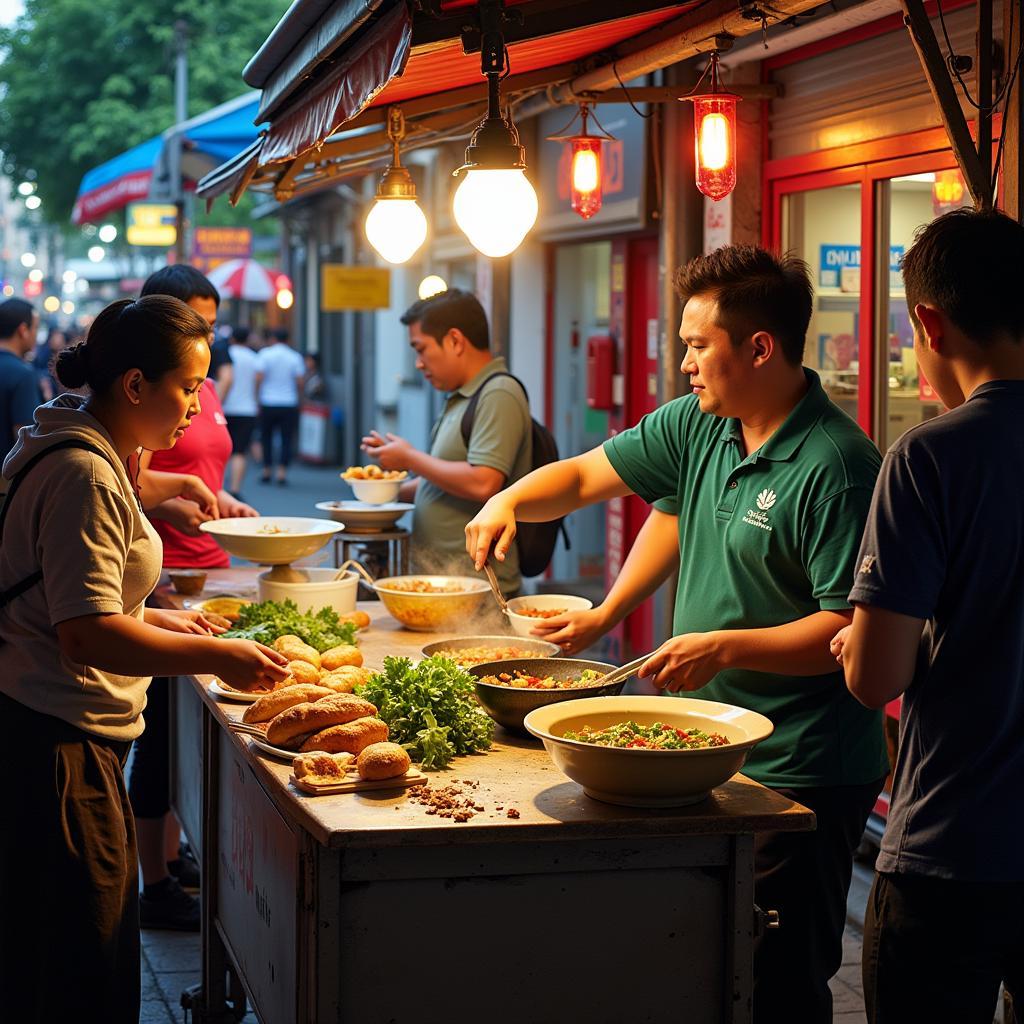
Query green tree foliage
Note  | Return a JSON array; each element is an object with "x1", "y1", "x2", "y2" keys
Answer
[{"x1": 0, "y1": 0, "x2": 283, "y2": 224}]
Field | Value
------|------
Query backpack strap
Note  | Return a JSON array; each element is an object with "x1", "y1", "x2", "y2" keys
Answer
[
  {"x1": 0, "y1": 439, "x2": 113, "y2": 612},
  {"x1": 459, "y1": 371, "x2": 527, "y2": 449}
]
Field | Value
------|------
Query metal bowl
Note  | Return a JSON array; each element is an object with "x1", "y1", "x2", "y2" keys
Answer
[
  {"x1": 467, "y1": 657, "x2": 621, "y2": 735},
  {"x1": 421, "y1": 635, "x2": 561, "y2": 667},
  {"x1": 524, "y1": 695, "x2": 775, "y2": 807},
  {"x1": 372, "y1": 575, "x2": 491, "y2": 632},
  {"x1": 315, "y1": 500, "x2": 413, "y2": 532}
]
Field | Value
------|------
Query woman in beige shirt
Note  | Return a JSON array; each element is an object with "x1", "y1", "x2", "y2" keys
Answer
[{"x1": 0, "y1": 296, "x2": 289, "y2": 1024}]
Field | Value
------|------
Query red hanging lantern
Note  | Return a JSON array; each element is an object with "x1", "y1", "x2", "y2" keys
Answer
[
  {"x1": 685, "y1": 52, "x2": 740, "y2": 202},
  {"x1": 547, "y1": 103, "x2": 617, "y2": 221}
]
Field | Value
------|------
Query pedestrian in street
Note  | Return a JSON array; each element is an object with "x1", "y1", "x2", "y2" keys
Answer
[
  {"x1": 207, "y1": 318, "x2": 234, "y2": 401},
  {"x1": 303, "y1": 350, "x2": 328, "y2": 401},
  {"x1": 0, "y1": 296, "x2": 289, "y2": 1024},
  {"x1": 363, "y1": 288, "x2": 533, "y2": 595},
  {"x1": 131, "y1": 266, "x2": 261, "y2": 932},
  {"x1": 223, "y1": 324, "x2": 260, "y2": 498},
  {"x1": 0, "y1": 298, "x2": 41, "y2": 475},
  {"x1": 466, "y1": 246, "x2": 888, "y2": 1023},
  {"x1": 255, "y1": 325, "x2": 304, "y2": 485},
  {"x1": 34, "y1": 325, "x2": 67, "y2": 401},
  {"x1": 835, "y1": 209, "x2": 1024, "y2": 1023}
]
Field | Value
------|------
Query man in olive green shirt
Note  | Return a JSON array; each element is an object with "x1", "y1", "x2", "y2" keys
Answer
[
  {"x1": 363, "y1": 289, "x2": 532, "y2": 592},
  {"x1": 466, "y1": 246, "x2": 887, "y2": 1023}
]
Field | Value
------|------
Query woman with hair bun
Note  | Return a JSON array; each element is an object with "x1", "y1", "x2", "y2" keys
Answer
[{"x1": 0, "y1": 296, "x2": 290, "y2": 1023}]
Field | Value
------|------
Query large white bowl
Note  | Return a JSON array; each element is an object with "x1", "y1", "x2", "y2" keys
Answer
[
  {"x1": 316, "y1": 500, "x2": 413, "y2": 532},
  {"x1": 505, "y1": 593, "x2": 593, "y2": 637},
  {"x1": 257, "y1": 567, "x2": 358, "y2": 614},
  {"x1": 345, "y1": 477, "x2": 403, "y2": 505},
  {"x1": 199, "y1": 516, "x2": 342, "y2": 564},
  {"x1": 524, "y1": 695, "x2": 774, "y2": 807}
]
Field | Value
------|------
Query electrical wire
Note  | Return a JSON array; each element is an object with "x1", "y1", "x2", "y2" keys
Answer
[
  {"x1": 612, "y1": 61, "x2": 654, "y2": 119},
  {"x1": 937, "y1": 0, "x2": 1018, "y2": 113}
]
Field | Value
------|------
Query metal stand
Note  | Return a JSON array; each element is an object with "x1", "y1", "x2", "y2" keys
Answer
[{"x1": 333, "y1": 528, "x2": 410, "y2": 582}]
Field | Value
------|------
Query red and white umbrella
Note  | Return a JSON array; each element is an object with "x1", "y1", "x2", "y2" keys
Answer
[{"x1": 206, "y1": 258, "x2": 277, "y2": 301}]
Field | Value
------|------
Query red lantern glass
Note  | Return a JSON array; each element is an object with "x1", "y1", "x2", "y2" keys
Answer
[
  {"x1": 570, "y1": 136, "x2": 602, "y2": 219},
  {"x1": 692, "y1": 93, "x2": 738, "y2": 202}
]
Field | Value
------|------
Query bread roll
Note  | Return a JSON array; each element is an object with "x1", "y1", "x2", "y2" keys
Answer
[
  {"x1": 273, "y1": 634, "x2": 321, "y2": 669},
  {"x1": 319, "y1": 665, "x2": 372, "y2": 693},
  {"x1": 291, "y1": 751, "x2": 355, "y2": 784},
  {"x1": 265, "y1": 693, "x2": 377, "y2": 748},
  {"x1": 356, "y1": 742, "x2": 411, "y2": 780},
  {"x1": 285, "y1": 659, "x2": 320, "y2": 685},
  {"x1": 243, "y1": 684, "x2": 333, "y2": 724},
  {"x1": 339, "y1": 610, "x2": 371, "y2": 629},
  {"x1": 321, "y1": 644, "x2": 363, "y2": 671},
  {"x1": 299, "y1": 717, "x2": 388, "y2": 755}
]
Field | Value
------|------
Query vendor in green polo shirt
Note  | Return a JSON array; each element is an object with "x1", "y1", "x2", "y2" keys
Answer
[
  {"x1": 363, "y1": 288, "x2": 532, "y2": 594},
  {"x1": 466, "y1": 245, "x2": 888, "y2": 1024}
]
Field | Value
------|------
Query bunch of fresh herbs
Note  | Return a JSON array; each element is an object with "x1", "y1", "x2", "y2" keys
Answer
[
  {"x1": 221, "y1": 599, "x2": 357, "y2": 653},
  {"x1": 357, "y1": 656, "x2": 493, "y2": 769}
]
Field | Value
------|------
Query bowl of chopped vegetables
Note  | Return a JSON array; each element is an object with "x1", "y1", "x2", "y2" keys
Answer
[
  {"x1": 523, "y1": 695, "x2": 774, "y2": 807},
  {"x1": 467, "y1": 657, "x2": 620, "y2": 734}
]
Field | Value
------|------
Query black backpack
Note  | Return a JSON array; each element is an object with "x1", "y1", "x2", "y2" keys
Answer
[{"x1": 460, "y1": 371, "x2": 570, "y2": 578}]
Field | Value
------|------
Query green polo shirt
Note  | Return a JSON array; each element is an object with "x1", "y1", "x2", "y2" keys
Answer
[
  {"x1": 604, "y1": 370, "x2": 888, "y2": 788},
  {"x1": 412, "y1": 357, "x2": 532, "y2": 593}
]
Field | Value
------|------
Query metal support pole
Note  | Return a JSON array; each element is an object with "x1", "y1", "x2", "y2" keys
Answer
[
  {"x1": 173, "y1": 19, "x2": 189, "y2": 264},
  {"x1": 1003, "y1": 1, "x2": 1024, "y2": 221}
]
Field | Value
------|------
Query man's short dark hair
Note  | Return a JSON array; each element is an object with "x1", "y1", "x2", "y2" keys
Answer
[
  {"x1": 0, "y1": 299, "x2": 35, "y2": 339},
  {"x1": 272, "y1": 327, "x2": 290, "y2": 344},
  {"x1": 902, "y1": 208, "x2": 1024, "y2": 345},
  {"x1": 400, "y1": 288, "x2": 489, "y2": 350},
  {"x1": 673, "y1": 246, "x2": 813, "y2": 365},
  {"x1": 232, "y1": 325, "x2": 250, "y2": 344},
  {"x1": 141, "y1": 265, "x2": 220, "y2": 307}
]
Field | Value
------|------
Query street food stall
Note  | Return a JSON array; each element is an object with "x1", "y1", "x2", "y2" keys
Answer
[{"x1": 160, "y1": 566, "x2": 812, "y2": 1024}]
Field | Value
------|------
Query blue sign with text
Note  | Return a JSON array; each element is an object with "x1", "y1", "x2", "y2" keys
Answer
[{"x1": 819, "y1": 244, "x2": 904, "y2": 288}]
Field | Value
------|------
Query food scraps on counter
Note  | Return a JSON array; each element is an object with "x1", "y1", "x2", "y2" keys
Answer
[
  {"x1": 432, "y1": 645, "x2": 550, "y2": 668},
  {"x1": 342, "y1": 465, "x2": 408, "y2": 481},
  {"x1": 562, "y1": 721, "x2": 730, "y2": 750},
  {"x1": 406, "y1": 780, "x2": 484, "y2": 822},
  {"x1": 356, "y1": 656, "x2": 493, "y2": 769},
  {"x1": 478, "y1": 668, "x2": 605, "y2": 690},
  {"x1": 221, "y1": 599, "x2": 358, "y2": 652}
]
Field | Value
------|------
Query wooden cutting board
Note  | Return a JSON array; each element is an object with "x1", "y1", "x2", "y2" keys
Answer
[{"x1": 291, "y1": 768, "x2": 427, "y2": 796}]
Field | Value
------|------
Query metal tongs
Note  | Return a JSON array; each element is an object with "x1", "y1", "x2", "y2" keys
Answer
[
  {"x1": 592, "y1": 653, "x2": 651, "y2": 688},
  {"x1": 481, "y1": 558, "x2": 510, "y2": 616}
]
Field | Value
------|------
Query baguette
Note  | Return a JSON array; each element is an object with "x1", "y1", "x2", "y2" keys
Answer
[
  {"x1": 321, "y1": 644, "x2": 363, "y2": 671},
  {"x1": 299, "y1": 717, "x2": 389, "y2": 755},
  {"x1": 319, "y1": 665, "x2": 372, "y2": 693},
  {"x1": 265, "y1": 693, "x2": 377, "y2": 748},
  {"x1": 273, "y1": 634, "x2": 321, "y2": 669},
  {"x1": 242, "y1": 684, "x2": 333, "y2": 724}
]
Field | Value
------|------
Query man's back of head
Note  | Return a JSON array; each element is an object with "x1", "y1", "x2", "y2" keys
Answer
[
  {"x1": 0, "y1": 299, "x2": 37, "y2": 356},
  {"x1": 271, "y1": 327, "x2": 291, "y2": 346},
  {"x1": 232, "y1": 325, "x2": 251, "y2": 346},
  {"x1": 902, "y1": 208, "x2": 1024, "y2": 347},
  {"x1": 400, "y1": 288, "x2": 490, "y2": 351}
]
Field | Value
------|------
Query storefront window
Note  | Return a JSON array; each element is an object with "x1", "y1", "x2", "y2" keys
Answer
[
  {"x1": 882, "y1": 170, "x2": 971, "y2": 449},
  {"x1": 781, "y1": 184, "x2": 862, "y2": 421}
]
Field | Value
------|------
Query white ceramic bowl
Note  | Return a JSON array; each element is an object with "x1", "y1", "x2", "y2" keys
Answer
[
  {"x1": 524, "y1": 695, "x2": 774, "y2": 808},
  {"x1": 345, "y1": 477, "x2": 403, "y2": 505},
  {"x1": 505, "y1": 593, "x2": 594, "y2": 637},
  {"x1": 315, "y1": 500, "x2": 413, "y2": 532},
  {"x1": 199, "y1": 517, "x2": 342, "y2": 564},
  {"x1": 257, "y1": 567, "x2": 358, "y2": 614}
]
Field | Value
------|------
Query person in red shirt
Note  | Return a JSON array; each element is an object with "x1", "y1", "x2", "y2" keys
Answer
[{"x1": 131, "y1": 265, "x2": 260, "y2": 930}]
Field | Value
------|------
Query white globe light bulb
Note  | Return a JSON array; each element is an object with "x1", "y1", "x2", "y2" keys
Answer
[
  {"x1": 452, "y1": 168, "x2": 538, "y2": 259},
  {"x1": 364, "y1": 198, "x2": 427, "y2": 265}
]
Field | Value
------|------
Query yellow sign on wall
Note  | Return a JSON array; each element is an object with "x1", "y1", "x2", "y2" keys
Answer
[
  {"x1": 321, "y1": 265, "x2": 391, "y2": 311},
  {"x1": 126, "y1": 203, "x2": 178, "y2": 247}
]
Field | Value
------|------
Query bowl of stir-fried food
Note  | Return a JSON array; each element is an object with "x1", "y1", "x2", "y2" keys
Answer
[
  {"x1": 421, "y1": 636, "x2": 560, "y2": 666},
  {"x1": 372, "y1": 575, "x2": 492, "y2": 631},
  {"x1": 341, "y1": 465, "x2": 409, "y2": 504},
  {"x1": 523, "y1": 695, "x2": 774, "y2": 807},
  {"x1": 200, "y1": 516, "x2": 343, "y2": 564},
  {"x1": 504, "y1": 594, "x2": 593, "y2": 637},
  {"x1": 467, "y1": 657, "x2": 621, "y2": 733}
]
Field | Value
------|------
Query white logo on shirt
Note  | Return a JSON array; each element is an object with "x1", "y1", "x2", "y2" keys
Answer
[
  {"x1": 859, "y1": 555, "x2": 877, "y2": 575},
  {"x1": 756, "y1": 488, "x2": 777, "y2": 511}
]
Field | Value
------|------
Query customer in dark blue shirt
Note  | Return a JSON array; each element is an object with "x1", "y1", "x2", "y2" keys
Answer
[
  {"x1": 0, "y1": 299, "x2": 41, "y2": 469},
  {"x1": 834, "y1": 209, "x2": 1024, "y2": 1023}
]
